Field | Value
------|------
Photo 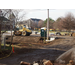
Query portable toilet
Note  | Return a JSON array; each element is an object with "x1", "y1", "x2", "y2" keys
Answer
[{"x1": 41, "y1": 27, "x2": 47, "y2": 37}]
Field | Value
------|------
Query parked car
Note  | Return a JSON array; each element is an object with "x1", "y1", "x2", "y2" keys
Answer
[{"x1": 55, "y1": 32, "x2": 61, "y2": 35}]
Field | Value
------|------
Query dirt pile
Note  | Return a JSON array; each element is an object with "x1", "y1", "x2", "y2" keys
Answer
[
  {"x1": 55, "y1": 47, "x2": 75, "y2": 64},
  {"x1": 6, "y1": 36, "x2": 41, "y2": 44}
]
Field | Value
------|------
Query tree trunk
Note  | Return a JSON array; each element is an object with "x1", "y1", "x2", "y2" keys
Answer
[
  {"x1": 0, "y1": 23, "x2": 1, "y2": 50},
  {"x1": 9, "y1": 22, "x2": 13, "y2": 47},
  {"x1": 9, "y1": 9, "x2": 13, "y2": 47}
]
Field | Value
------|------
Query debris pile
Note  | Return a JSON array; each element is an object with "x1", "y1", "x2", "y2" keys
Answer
[
  {"x1": 67, "y1": 60, "x2": 74, "y2": 65},
  {"x1": 20, "y1": 61, "x2": 31, "y2": 65},
  {"x1": 20, "y1": 59, "x2": 53, "y2": 65},
  {"x1": 20, "y1": 59, "x2": 75, "y2": 65}
]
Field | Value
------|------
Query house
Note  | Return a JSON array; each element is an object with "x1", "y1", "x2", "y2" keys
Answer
[
  {"x1": 0, "y1": 16, "x2": 12, "y2": 31},
  {"x1": 0, "y1": 11, "x2": 16, "y2": 31}
]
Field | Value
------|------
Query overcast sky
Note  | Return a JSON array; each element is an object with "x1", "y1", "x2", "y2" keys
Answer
[{"x1": 24, "y1": 9, "x2": 75, "y2": 21}]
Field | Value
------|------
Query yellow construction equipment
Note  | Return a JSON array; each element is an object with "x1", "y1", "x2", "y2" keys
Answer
[{"x1": 14, "y1": 25, "x2": 32, "y2": 36}]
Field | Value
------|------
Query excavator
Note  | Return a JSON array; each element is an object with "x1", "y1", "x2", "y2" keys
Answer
[{"x1": 14, "y1": 25, "x2": 32, "y2": 36}]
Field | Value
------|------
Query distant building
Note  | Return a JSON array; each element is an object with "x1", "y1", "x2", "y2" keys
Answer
[
  {"x1": 27, "y1": 18, "x2": 41, "y2": 29},
  {"x1": 30, "y1": 18, "x2": 41, "y2": 25},
  {"x1": 16, "y1": 18, "x2": 41, "y2": 29},
  {"x1": 30, "y1": 18, "x2": 41, "y2": 22}
]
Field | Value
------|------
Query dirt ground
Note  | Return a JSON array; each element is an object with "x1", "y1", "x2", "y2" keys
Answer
[{"x1": 0, "y1": 35, "x2": 75, "y2": 65}]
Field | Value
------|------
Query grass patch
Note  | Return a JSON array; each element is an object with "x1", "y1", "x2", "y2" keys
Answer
[
  {"x1": 1, "y1": 44, "x2": 14, "y2": 51},
  {"x1": 38, "y1": 31, "x2": 70, "y2": 35},
  {"x1": 1, "y1": 45, "x2": 12, "y2": 51},
  {"x1": 49, "y1": 31, "x2": 71, "y2": 35}
]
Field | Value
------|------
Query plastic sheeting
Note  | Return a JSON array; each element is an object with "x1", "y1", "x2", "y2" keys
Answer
[
  {"x1": 55, "y1": 47, "x2": 75, "y2": 64},
  {"x1": 50, "y1": 37, "x2": 55, "y2": 41}
]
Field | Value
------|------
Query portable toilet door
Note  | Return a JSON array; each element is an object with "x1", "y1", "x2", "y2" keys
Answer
[{"x1": 41, "y1": 27, "x2": 47, "y2": 37}]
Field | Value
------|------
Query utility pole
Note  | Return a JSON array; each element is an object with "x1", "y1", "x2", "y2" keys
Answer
[{"x1": 47, "y1": 9, "x2": 49, "y2": 40}]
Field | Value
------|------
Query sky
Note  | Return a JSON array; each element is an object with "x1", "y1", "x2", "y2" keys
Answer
[{"x1": 24, "y1": 9, "x2": 75, "y2": 21}]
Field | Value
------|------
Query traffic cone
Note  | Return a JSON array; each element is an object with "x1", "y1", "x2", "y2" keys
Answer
[{"x1": 12, "y1": 44, "x2": 15, "y2": 53}]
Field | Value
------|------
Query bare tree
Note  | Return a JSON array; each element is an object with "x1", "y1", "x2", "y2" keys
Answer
[
  {"x1": 12, "y1": 9, "x2": 26, "y2": 25},
  {"x1": 31, "y1": 21, "x2": 37, "y2": 30},
  {"x1": 0, "y1": 9, "x2": 13, "y2": 47},
  {"x1": 8, "y1": 9, "x2": 26, "y2": 46},
  {"x1": 9, "y1": 9, "x2": 13, "y2": 47},
  {"x1": 8, "y1": 9, "x2": 26, "y2": 42},
  {"x1": 38, "y1": 20, "x2": 44, "y2": 28},
  {"x1": 53, "y1": 17, "x2": 64, "y2": 30},
  {"x1": 61, "y1": 12, "x2": 75, "y2": 31},
  {"x1": 1, "y1": 9, "x2": 10, "y2": 17}
]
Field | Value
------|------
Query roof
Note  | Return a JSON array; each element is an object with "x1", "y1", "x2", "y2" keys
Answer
[
  {"x1": 30, "y1": 18, "x2": 41, "y2": 22},
  {"x1": 0, "y1": 16, "x2": 10, "y2": 21}
]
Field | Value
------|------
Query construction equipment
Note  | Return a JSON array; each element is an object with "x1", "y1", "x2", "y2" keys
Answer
[{"x1": 14, "y1": 25, "x2": 32, "y2": 36}]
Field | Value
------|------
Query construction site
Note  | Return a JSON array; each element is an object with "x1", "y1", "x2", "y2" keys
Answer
[{"x1": 0, "y1": 9, "x2": 75, "y2": 65}]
